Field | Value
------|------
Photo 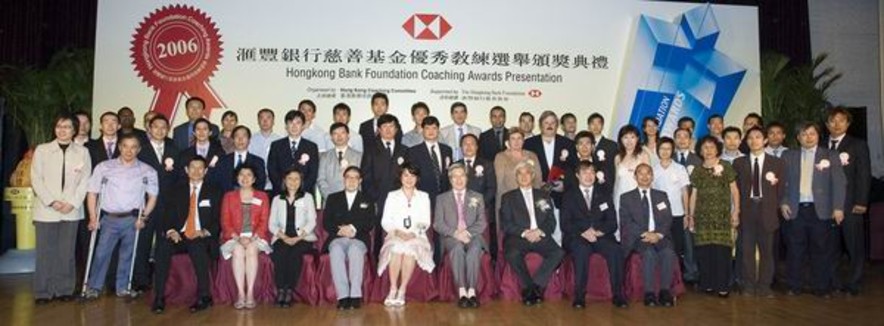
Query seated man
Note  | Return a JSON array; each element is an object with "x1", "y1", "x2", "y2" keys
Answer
[
  {"x1": 433, "y1": 163, "x2": 487, "y2": 308},
  {"x1": 619, "y1": 163, "x2": 676, "y2": 307},
  {"x1": 152, "y1": 156, "x2": 222, "y2": 314},
  {"x1": 500, "y1": 161, "x2": 564, "y2": 306},
  {"x1": 323, "y1": 166, "x2": 375, "y2": 310},
  {"x1": 561, "y1": 161, "x2": 627, "y2": 308}
]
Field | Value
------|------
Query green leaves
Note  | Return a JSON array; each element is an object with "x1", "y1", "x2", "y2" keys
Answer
[{"x1": 0, "y1": 49, "x2": 94, "y2": 146}]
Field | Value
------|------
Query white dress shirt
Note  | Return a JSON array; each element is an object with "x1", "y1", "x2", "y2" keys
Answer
[
  {"x1": 522, "y1": 188, "x2": 538, "y2": 230},
  {"x1": 542, "y1": 138, "x2": 555, "y2": 170},
  {"x1": 652, "y1": 162, "x2": 690, "y2": 216}
]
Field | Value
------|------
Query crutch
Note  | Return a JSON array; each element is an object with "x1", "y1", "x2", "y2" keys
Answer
[
  {"x1": 126, "y1": 177, "x2": 149, "y2": 299},
  {"x1": 80, "y1": 177, "x2": 107, "y2": 299}
]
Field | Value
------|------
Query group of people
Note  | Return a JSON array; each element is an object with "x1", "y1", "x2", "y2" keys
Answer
[{"x1": 28, "y1": 92, "x2": 870, "y2": 315}]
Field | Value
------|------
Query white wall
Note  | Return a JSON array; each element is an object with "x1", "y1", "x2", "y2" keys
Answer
[{"x1": 809, "y1": 0, "x2": 883, "y2": 177}]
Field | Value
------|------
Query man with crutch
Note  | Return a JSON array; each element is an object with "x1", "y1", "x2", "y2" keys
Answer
[{"x1": 82, "y1": 134, "x2": 158, "y2": 299}]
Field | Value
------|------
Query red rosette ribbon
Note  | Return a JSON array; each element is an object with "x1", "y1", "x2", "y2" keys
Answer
[{"x1": 131, "y1": 5, "x2": 224, "y2": 120}]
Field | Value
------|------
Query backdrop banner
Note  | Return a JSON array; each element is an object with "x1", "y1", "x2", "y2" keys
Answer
[{"x1": 93, "y1": 0, "x2": 759, "y2": 137}]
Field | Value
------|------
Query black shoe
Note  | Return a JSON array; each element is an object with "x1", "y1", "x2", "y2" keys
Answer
[
  {"x1": 717, "y1": 291, "x2": 730, "y2": 298},
  {"x1": 532, "y1": 286, "x2": 544, "y2": 304},
  {"x1": 572, "y1": 299, "x2": 586, "y2": 309},
  {"x1": 813, "y1": 290, "x2": 832, "y2": 299},
  {"x1": 189, "y1": 297, "x2": 212, "y2": 313},
  {"x1": 659, "y1": 290, "x2": 674, "y2": 307},
  {"x1": 843, "y1": 285, "x2": 860, "y2": 297},
  {"x1": 282, "y1": 289, "x2": 294, "y2": 307},
  {"x1": 56, "y1": 295, "x2": 75, "y2": 302},
  {"x1": 152, "y1": 300, "x2": 165, "y2": 314},
  {"x1": 521, "y1": 289, "x2": 536, "y2": 306},
  {"x1": 612, "y1": 296, "x2": 629, "y2": 308},
  {"x1": 458, "y1": 296, "x2": 470, "y2": 308},
  {"x1": 468, "y1": 296, "x2": 479, "y2": 308},
  {"x1": 276, "y1": 288, "x2": 286, "y2": 307},
  {"x1": 35, "y1": 298, "x2": 52, "y2": 305},
  {"x1": 337, "y1": 298, "x2": 349, "y2": 310},
  {"x1": 786, "y1": 289, "x2": 802, "y2": 296},
  {"x1": 644, "y1": 292, "x2": 658, "y2": 307},
  {"x1": 349, "y1": 297, "x2": 362, "y2": 309}
]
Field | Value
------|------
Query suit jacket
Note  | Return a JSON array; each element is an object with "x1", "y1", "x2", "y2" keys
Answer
[
  {"x1": 499, "y1": 188, "x2": 557, "y2": 240},
  {"x1": 675, "y1": 150, "x2": 703, "y2": 176},
  {"x1": 176, "y1": 140, "x2": 226, "y2": 180},
  {"x1": 137, "y1": 138, "x2": 180, "y2": 218},
  {"x1": 458, "y1": 157, "x2": 496, "y2": 210},
  {"x1": 781, "y1": 146, "x2": 847, "y2": 220},
  {"x1": 173, "y1": 121, "x2": 220, "y2": 151},
  {"x1": 266, "y1": 137, "x2": 320, "y2": 195},
  {"x1": 478, "y1": 127, "x2": 509, "y2": 163},
  {"x1": 220, "y1": 190, "x2": 271, "y2": 242},
  {"x1": 163, "y1": 180, "x2": 222, "y2": 241},
  {"x1": 322, "y1": 190, "x2": 375, "y2": 252},
  {"x1": 619, "y1": 188, "x2": 673, "y2": 253},
  {"x1": 440, "y1": 123, "x2": 482, "y2": 154},
  {"x1": 85, "y1": 136, "x2": 120, "y2": 170},
  {"x1": 406, "y1": 142, "x2": 453, "y2": 205},
  {"x1": 434, "y1": 190, "x2": 487, "y2": 237},
  {"x1": 360, "y1": 139, "x2": 408, "y2": 211},
  {"x1": 358, "y1": 118, "x2": 402, "y2": 149},
  {"x1": 825, "y1": 135, "x2": 871, "y2": 210},
  {"x1": 733, "y1": 154, "x2": 785, "y2": 232},
  {"x1": 560, "y1": 185, "x2": 617, "y2": 247},
  {"x1": 317, "y1": 147, "x2": 362, "y2": 200},
  {"x1": 30, "y1": 141, "x2": 92, "y2": 222},
  {"x1": 268, "y1": 193, "x2": 318, "y2": 243},
  {"x1": 523, "y1": 134, "x2": 577, "y2": 207},
  {"x1": 213, "y1": 152, "x2": 267, "y2": 193},
  {"x1": 594, "y1": 136, "x2": 619, "y2": 188}
]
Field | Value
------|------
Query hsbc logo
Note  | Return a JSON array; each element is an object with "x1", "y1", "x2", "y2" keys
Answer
[
  {"x1": 528, "y1": 89, "x2": 543, "y2": 98},
  {"x1": 402, "y1": 14, "x2": 451, "y2": 40}
]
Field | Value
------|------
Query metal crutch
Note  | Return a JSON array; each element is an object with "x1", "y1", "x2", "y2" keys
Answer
[
  {"x1": 126, "y1": 177, "x2": 149, "y2": 299},
  {"x1": 80, "y1": 177, "x2": 107, "y2": 300}
]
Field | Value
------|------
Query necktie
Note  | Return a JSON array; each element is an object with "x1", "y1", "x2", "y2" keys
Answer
[
  {"x1": 679, "y1": 152, "x2": 686, "y2": 166},
  {"x1": 496, "y1": 130, "x2": 503, "y2": 149},
  {"x1": 583, "y1": 188, "x2": 592, "y2": 211},
  {"x1": 752, "y1": 157, "x2": 761, "y2": 198},
  {"x1": 338, "y1": 151, "x2": 344, "y2": 165},
  {"x1": 456, "y1": 127, "x2": 464, "y2": 160},
  {"x1": 236, "y1": 154, "x2": 243, "y2": 168},
  {"x1": 431, "y1": 145, "x2": 441, "y2": 172},
  {"x1": 641, "y1": 190, "x2": 654, "y2": 231},
  {"x1": 185, "y1": 185, "x2": 198, "y2": 239},
  {"x1": 456, "y1": 192, "x2": 466, "y2": 230},
  {"x1": 466, "y1": 159, "x2": 473, "y2": 172},
  {"x1": 830, "y1": 140, "x2": 838, "y2": 150},
  {"x1": 106, "y1": 141, "x2": 114, "y2": 158},
  {"x1": 385, "y1": 141, "x2": 393, "y2": 158},
  {"x1": 290, "y1": 141, "x2": 298, "y2": 161},
  {"x1": 156, "y1": 144, "x2": 164, "y2": 162},
  {"x1": 800, "y1": 150, "x2": 813, "y2": 199}
]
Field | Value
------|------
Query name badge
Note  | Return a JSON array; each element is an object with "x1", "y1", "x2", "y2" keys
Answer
[
  {"x1": 199, "y1": 199, "x2": 211, "y2": 207},
  {"x1": 240, "y1": 232, "x2": 253, "y2": 238},
  {"x1": 359, "y1": 203, "x2": 369, "y2": 209},
  {"x1": 599, "y1": 203, "x2": 609, "y2": 211},
  {"x1": 251, "y1": 198, "x2": 263, "y2": 206},
  {"x1": 656, "y1": 202, "x2": 667, "y2": 211}
]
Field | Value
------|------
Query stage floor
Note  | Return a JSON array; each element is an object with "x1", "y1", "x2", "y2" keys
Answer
[{"x1": 4, "y1": 265, "x2": 884, "y2": 326}]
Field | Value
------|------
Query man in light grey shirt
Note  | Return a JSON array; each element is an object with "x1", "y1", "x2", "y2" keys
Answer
[
  {"x1": 402, "y1": 102, "x2": 430, "y2": 148},
  {"x1": 299, "y1": 99, "x2": 333, "y2": 152},
  {"x1": 318, "y1": 123, "x2": 362, "y2": 204},
  {"x1": 249, "y1": 108, "x2": 281, "y2": 190}
]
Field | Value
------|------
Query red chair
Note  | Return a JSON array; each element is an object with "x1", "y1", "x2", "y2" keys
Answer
[
  {"x1": 212, "y1": 254, "x2": 276, "y2": 304},
  {"x1": 498, "y1": 252, "x2": 564, "y2": 301},
  {"x1": 561, "y1": 254, "x2": 614, "y2": 301},
  {"x1": 147, "y1": 254, "x2": 215, "y2": 306},
  {"x1": 317, "y1": 253, "x2": 376, "y2": 304},
  {"x1": 870, "y1": 203, "x2": 884, "y2": 260},
  {"x1": 623, "y1": 253, "x2": 686, "y2": 301}
]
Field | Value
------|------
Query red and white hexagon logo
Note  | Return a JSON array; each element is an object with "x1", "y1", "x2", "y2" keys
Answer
[
  {"x1": 528, "y1": 89, "x2": 543, "y2": 98},
  {"x1": 403, "y1": 14, "x2": 451, "y2": 40}
]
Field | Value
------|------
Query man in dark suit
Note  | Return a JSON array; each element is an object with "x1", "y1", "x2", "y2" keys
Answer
[
  {"x1": 405, "y1": 116, "x2": 452, "y2": 263},
  {"x1": 360, "y1": 114, "x2": 408, "y2": 257},
  {"x1": 117, "y1": 106, "x2": 147, "y2": 143},
  {"x1": 561, "y1": 161, "x2": 627, "y2": 308},
  {"x1": 619, "y1": 163, "x2": 677, "y2": 307},
  {"x1": 151, "y1": 156, "x2": 221, "y2": 314},
  {"x1": 824, "y1": 108, "x2": 871, "y2": 295},
  {"x1": 523, "y1": 111, "x2": 577, "y2": 208},
  {"x1": 131, "y1": 114, "x2": 180, "y2": 294},
  {"x1": 459, "y1": 134, "x2": 497, "y2": 260},
  {"x1": 587, "y1": 113, "x2": 618, "y2": 192},
  {"x1": 212, "y1": 126, "x2": 267, "y2": 193},
  {"x1": 176, "y1": 118, "x2": 226, "y2": 180},
  {"x1": 267, "y1": 110, "x2": 320, "y2": 195},
  {"x1": 323, "y1": 166, "x2": 375, "y2": 310},
  {"x1": 358, "y1": 92, "x2": 402, "y2": 147},
  {"x1": 732, "y1": 127, "x2": 785, "y2": 298},
  {"x1": 673, "y1": 127, "x2": 701, "y2": 283},
  {"x1": 478, "y1": 106, "x2": 508, "y2": 162},
  {"x1": 85, "y1": 111, "x2": 121, "y2": 169},
  {"x1": 780, "y1": 122, "x2": 846, "y2": 297},
  {"x1": 500, "y1": 160, "x2": 564, "y2": 306},
  {"x1": 405, "y1": 116, "x2": 453, "y2": 209},
  {"x1": 172, "y1": 97, "x2": 220, "y2": 150}
]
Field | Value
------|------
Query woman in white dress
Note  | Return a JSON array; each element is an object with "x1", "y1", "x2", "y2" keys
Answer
[
  {"x1": 378, "y1": 163, "x2": 435, "y2": 306},
  {"x1": 642, "y1": 116, "x2": 660, "y2": 165},
  {"x1": 613, "y1": 125, "x2": 651, "y2": 239}
]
